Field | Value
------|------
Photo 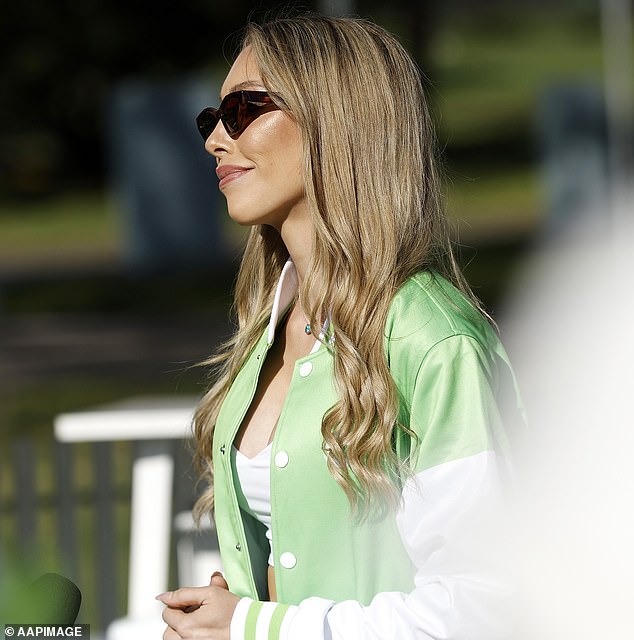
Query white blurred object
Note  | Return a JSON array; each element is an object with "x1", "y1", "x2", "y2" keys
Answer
[{"x1": 501, "y1": 194, "x2": 634, "y2": 639}]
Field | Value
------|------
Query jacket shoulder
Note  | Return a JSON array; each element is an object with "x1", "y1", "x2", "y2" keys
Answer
[
  {"x1": 385, "y1": 271, "x2": 493, "y2": 349},
  {"x1": 384, "y1": 272, "x2": 503, "y2": 392}
]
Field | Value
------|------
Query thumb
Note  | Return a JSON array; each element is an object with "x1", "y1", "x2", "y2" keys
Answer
[{"x1": 209, "y1": 571, "x2": 229, "y2": 590}]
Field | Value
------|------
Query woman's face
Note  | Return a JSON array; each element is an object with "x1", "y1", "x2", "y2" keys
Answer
[{"x1": 206, "y1": 46, "x2": 307, "y2": 230}]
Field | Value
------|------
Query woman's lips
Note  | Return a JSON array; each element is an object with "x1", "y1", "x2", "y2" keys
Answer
[{"x1": 216, "y1": 165, "x2": 252, "y2": 189}]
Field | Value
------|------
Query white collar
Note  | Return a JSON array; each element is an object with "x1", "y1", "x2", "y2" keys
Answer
[
  {"x1": 267, "y1": 259, "x2": 329, "y2": 351},
  {"x1": 267, "y1": 260, "x2": 299, "y2": 345}
]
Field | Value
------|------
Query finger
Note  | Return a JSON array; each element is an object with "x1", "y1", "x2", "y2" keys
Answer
[
  {"x1": 163, "y1": 605, "x2": 187, "y2": 629},
  {"x1": 156, "y1": 586, "x2": 209, "y2": 607},
  {"x1": 209, "y1": 571, "x2": 229, "y2": 590},
  {"x1": 163, "y1": 624, "x2": 181, "y2": 640}
]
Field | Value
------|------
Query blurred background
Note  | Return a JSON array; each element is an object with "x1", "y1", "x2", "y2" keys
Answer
[{"x1": 0, "y1": 0, "x2": 631, "y2": 636}]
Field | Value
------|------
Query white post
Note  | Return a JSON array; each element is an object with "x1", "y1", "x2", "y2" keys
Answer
[{"x1": 127, "y1": 441, "x2": 174, "y2": 618}]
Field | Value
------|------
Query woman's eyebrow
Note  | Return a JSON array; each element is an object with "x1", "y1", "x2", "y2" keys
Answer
[{"x1": 219, "y1": 80, "x2": 264, "y2": 100}]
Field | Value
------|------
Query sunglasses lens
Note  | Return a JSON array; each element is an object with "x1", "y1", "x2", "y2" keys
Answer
[
  {"x1": 196, "y1": 108, "x2": 219, "y2": 141},
  {"x1": 220, "y1": 94, "x2": 242, "y2": 137}
]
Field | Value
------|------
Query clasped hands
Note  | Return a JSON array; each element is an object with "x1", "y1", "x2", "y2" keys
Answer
[{"x1": 157, "y1": 571, "x2": 239, "y2": 640}]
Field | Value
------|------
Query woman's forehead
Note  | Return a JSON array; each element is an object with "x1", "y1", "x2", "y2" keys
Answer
[{"x1": 220, "y1": 46, "x2": 264, "y2": 98}]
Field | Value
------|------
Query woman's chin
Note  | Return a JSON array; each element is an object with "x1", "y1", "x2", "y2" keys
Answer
[
  {"x1": 226, "y1": 205, "x2": 282, "y2": 229},
  {"x1": 225, "y1": 204, "x2": 256, "y2": 226}
]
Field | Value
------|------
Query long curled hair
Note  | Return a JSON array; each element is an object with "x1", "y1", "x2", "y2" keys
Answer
[{"x1": 193, "y1": 13, "x2": 482, "y2": 523}]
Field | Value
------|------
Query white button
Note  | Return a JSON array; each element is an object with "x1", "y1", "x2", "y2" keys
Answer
[
  {"x1": 280, "y1": 552, "x2": 297, "y2": 569},
  {"x1": 299, "y1": 362, "x2": 313, "y2": 377},
  {"x1": 274, "y1": 451, "x2": 289, "y2": 468}
]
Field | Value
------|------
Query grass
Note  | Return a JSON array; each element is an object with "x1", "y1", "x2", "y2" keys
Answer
[
  {"x1": 446, "y1": 166, "x2": 545, "y2": 237},
  {"x1": 0, "y1": 191, "x2": 120, "y2": 265},
  {"x1": 0, "y1": 188, "x2": 250, "y2": 275}
]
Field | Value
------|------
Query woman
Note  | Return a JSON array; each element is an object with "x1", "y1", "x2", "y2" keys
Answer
[{"x1": 158, "y1": 13, "x2": 523, "y2": 640}]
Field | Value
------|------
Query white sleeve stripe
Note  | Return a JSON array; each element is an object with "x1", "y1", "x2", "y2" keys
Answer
[
  {"x1": 254, "y1": 601, "x2": 276, "y2": 640},
  {"x1": 230, "y1": 597, "x2": 254, "y2": 640},
  {"x1": 278, "y1": 604, "x2": 299, "y2": 640}
]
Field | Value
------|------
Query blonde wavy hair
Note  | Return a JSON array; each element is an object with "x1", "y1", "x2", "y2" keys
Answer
[{"x1": 193, "y1": 13, "x2": 482, "y2": 523}]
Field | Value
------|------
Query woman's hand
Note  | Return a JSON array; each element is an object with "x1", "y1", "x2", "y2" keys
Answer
[{"x1": 157, "y1": 572, "x2": 239, "y2": 640}]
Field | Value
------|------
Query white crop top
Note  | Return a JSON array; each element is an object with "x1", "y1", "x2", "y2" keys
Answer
[{"x1": 232, "y1": 443, "x2": 274, "y2": 565}]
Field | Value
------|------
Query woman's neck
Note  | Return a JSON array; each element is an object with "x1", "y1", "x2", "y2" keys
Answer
[{"x1": 278, "y1": 211, "x2": 312, "y2": 295}]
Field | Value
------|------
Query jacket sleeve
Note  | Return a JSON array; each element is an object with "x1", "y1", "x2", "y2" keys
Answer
[{"x1": 230, "y1": 334, "x2": 517, "y2": 640}]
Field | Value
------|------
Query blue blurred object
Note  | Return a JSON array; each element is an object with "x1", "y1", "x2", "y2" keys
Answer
[
  {"x1": 107, "y1": 76, "x2": 226, "y2": 272},
  {"x1": 536, "y1": 82, "x2": 609, "y2": 240}
]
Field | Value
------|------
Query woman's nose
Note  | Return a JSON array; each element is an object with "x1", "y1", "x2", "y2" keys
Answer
[{"x1": 205, "y1": 120, "x2": 232, "y2": 159}]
